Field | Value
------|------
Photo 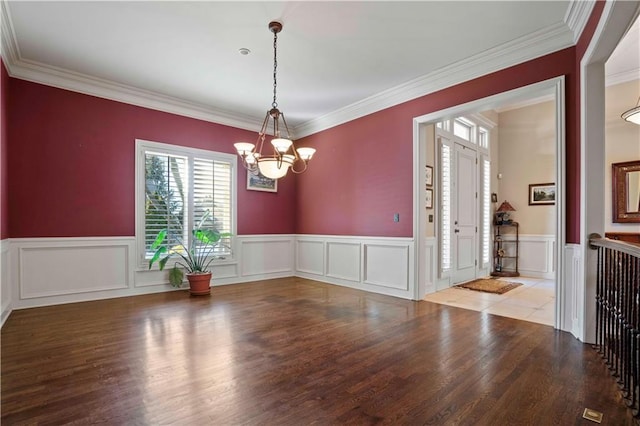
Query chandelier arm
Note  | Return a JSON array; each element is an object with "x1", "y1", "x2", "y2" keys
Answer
[
  {"x1": 255, "y1": 112, "x2": 271, "y2": 154},
  {"x1": 279, "y1": 112, "x2": 294, "y2": 147},
  {"x1": 290, "y1": 160, "x2": 309, "y2": 174}
]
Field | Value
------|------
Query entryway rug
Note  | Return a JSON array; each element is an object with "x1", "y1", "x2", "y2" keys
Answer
[{"x1": 455, "y1": 278, "x2": 522, "y2": 295}]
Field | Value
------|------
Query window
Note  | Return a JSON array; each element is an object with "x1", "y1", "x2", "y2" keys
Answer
[
  {"x1": 136, "y1": 140, "x2": 236, "y2": 266},
  {"x1": 478, "y1": 127, "x2": 489, "y2": 149},
  {"x1": 453, "y1": 118, "x2": 473, "y2": 142}
]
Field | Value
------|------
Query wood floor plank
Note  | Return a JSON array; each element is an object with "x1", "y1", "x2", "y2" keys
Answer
[{"x1": 1, "y1": 277, "x2": 635, "y2": 424}]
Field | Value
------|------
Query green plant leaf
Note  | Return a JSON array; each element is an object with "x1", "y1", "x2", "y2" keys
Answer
[
  {"x1": 169, "y1": 267, "x2": 184, "y2": 287},
  {"x1": 158, "y1": 255, "x2": 170, "y2": 270},
  {"x1": 148, "y1": 246, "x2": 167, "y2": 269},
  {"x1": 150, "y1": 230, "x2": 167, "y2": 249},
  {"x1": 195, "y1": 229, "x2": 220, "y2": 244}
]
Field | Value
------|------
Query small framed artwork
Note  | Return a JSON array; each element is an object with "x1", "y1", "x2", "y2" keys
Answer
[
  {"x1": 491, "y1": 193, "x2": 498, "y2": 203},
  {"x1": 425, "y1": 189, "x2": 433, "y2": 209},
  {"x1": 425, "y1": 165, "x2": 433, "y2": 187},
  {"x1": 528, "y1": 182, "x2": 555, "y2": 205},
  {"x1": 247, "y1": 170, "x2": 278, "y2": 192}
]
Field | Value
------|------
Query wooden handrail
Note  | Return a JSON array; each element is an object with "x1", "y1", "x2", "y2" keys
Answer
[{"x1": 589, "y1": 233, "x2": 640, "y2": 258}]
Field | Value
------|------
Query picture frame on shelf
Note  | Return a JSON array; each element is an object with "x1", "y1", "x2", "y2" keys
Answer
[
  {"x1": 528, "y1": 182, "x2": 555, "y2": 205},
  {"x1": 425, "y1": 188, "x2": 433, "y2": 209},
  {"x1": 425, "y1": 165, "x2": 433, "y2": 187},
  {"x1": 247, "y1": 170, "x2": 278, "y2": 192}
]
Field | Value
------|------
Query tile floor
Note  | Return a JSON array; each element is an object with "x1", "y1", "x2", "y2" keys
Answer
[{"x1": 423, "y1": 276, "x2": 555, "y2": 326}]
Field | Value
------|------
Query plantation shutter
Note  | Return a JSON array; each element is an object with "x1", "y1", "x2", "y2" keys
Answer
[
  {"x1": 481, "y1": 156, "x2": 491, "y2": 267},
  {"x1": 144, "y1": 152, "x2": 188, "y2": 258},
  {"x1": 193, "y1": 158, "x2": 232, "y2": 255},
  {"x1": 440, "y1": 139, "x2": 452, "y2": 276}
]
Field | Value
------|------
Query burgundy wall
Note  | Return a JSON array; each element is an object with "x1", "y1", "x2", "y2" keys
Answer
[
  {"x1": 297, "y1": 48, "x2": 576, "y2": 238},
  {"x1": 296, "y1": 3, "x2": 606, "y2": 243},
  {"x1": 7, "y1": 79, "x2": 296, "y2": 238},
  {"x1": 1, "y1": 59, "x2": 8, "y2": 240}
]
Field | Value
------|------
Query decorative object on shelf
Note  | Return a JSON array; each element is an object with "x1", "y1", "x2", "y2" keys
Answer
[
  {"x1": 528, "y1": 183, "x2": 555, "y2": 205},
  {"x1": 622, "y1": 95, "x2": 640, "y2": 125},
  {"x1": 234, "y1": 21, "x2": 316, "y2": 180},
  {"x1": 425, "y1": 188, "x2": 433, "y2": 209},
  {"x1": 247, "y1": 170, "x2": 277, "y2": 192},
  {"x1": 425, "y1": 165, "x2": 433, "y2": 187},
  {"x1": 491, "y1": 222, "x2": 519, "y2": 277},
  {"x1": 495, "y1": 200, "x2": 516, "y2": 225}
]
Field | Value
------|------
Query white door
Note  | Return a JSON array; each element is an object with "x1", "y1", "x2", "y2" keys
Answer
[{"x1": 452, "y1": 143, "x2": 477, "y2": 284}]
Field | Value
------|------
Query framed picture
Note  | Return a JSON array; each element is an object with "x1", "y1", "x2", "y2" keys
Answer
[
  {"x1": 491, "y1": 193, "x2": 498, "y2": 203},
  {"x1": 425, "y1": 188, "x2": 433, "y2": 209},
  {"x1": 247, "y1": 170, "x2": 278, "y2": 192},
  {"x1": 528, "y1": 182, "x2": 555, "y2": 205},
  {"x1": 425, "y1": 165, "x2": 433, "y2": 187}
]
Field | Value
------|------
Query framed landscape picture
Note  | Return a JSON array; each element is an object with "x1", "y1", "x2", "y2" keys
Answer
[
  {"x1": 247, "y1": 170, "x2": 278, "y2": 192},
  {"x1": 528, "y1": 183, "x2": 555, "y2": 205}
]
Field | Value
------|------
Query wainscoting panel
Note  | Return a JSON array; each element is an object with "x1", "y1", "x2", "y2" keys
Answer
[
  {"x1": 17, "y1": 239, "x2": 133, "y2": 299},
  {"x1": 502, "y1": 234, "x2": 555, "y2": 279},
  {"x1": 296, "y1": 240, "x2": 325, "y2": 276},
  {"x1": 563, "y1": 244, "x2": 583, "y2": 341},
  {"x1": 364, "y1": 244, "x2": 409, "y2": 290},
  {"x1": 294, "y1": 235, "x2": 415, "y2": 299},
  {"x1": 326, "y1": 242, "x2": 361, "y2": 282},
  {"x1": 1, "y1": 239, "x2": 11, "y2": 327},
  {"x1": 421, "y1": 237, "x2": 437, "y2": 297},
  {"x1": 4, "y1": 235, "x2": 297, "y2": 312},
  {"x1": 239, "y1": 237, "x2": 294, "y2": 277}
]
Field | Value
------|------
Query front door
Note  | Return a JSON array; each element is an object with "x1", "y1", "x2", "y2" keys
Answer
[{"x1": 452, "y1": 143, "x2": 477, "y2": 284}]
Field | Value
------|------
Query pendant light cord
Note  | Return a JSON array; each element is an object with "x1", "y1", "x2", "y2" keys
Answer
[{"x1": 272, "y1": 30, "x2": 278, "y2": 109}]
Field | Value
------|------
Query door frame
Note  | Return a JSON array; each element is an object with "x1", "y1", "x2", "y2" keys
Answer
[
  {"x1": 580, "y1": 1, "x2": 640, "y2": 342},
  {"x1": 413, "y1": 76, "x2": 565, "y2": 330}
]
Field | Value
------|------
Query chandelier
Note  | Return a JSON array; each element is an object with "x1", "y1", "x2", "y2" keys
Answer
[
  {"x1": 621, "y1": 95, "x2": 640, "y2": 125},
  {"x1": 234, "y1": 21, "x2": 316, "y2": 180}
]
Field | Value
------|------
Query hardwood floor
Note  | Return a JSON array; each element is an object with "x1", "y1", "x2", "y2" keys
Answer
[{"x1": 1, "y1": 277, "x2": 634, "y2": 425}]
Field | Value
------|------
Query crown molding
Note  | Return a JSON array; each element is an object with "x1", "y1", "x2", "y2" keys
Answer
[
  {"x1": 8, "y1": 58, "x2": 262, "y2": 133},
  {"x1": 0, "y1": 0, "x2": 20, "y2": 69},
  {"x1": 2, "y1": 0, "x2": 577, "y2": 139},
  {"x1": 294, "y1": 22, "x2": 574, "y2": 138},
  {"x1": 564, "y1": 0, "x2": 597, "y2": 44},
  {"x1": 605, "y1": 69, "x2": 640, "y2": 87}
]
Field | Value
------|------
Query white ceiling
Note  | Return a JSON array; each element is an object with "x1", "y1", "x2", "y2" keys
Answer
[{"x1": 1, "y1": 1, "x2": 637, "y2": 136}]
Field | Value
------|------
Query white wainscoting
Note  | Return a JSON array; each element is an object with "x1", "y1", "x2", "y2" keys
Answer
[
  {"x1": 5, "y1": 235, "x2": 296, "y2": 312},
  {"x1": 563, "y1": 244, "x2": 583, "y2": 340},
  {"x1": 501, "y1": 234, "x2": 556, "y2": 279},
  {"x1": 1, "y1": 239, "x2": 11, "y2": 327},
  {"x1": 295, "y1": 235, "x2": 415, "y2": 299}
]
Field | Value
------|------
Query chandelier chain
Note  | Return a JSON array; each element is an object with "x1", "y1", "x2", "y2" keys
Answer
[{"x1": 272, "y1": 30, "x2": 278, "y2": 109}]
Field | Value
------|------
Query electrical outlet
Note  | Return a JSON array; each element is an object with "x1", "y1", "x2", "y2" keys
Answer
[{"x1": 394, "y1": 213, "x2": 400, "y2": 222}]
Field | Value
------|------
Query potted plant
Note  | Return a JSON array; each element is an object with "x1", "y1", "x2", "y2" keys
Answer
[{"x1": 148, "y1": 211, "x2": 231, "y2": 296}]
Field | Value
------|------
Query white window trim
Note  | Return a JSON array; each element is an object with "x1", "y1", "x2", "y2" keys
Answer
[{"x1": 134, "y1": 139, "x2": 238, "y2": 270}]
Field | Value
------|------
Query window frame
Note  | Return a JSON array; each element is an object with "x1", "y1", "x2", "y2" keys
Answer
[{"x1": 135, "y1": 139, "x2": 238, "y2": 270}]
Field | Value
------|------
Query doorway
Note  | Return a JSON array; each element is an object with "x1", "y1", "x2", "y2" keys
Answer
[{"x1": 413, "y1": 77, "x2": 565, "y2": 330}]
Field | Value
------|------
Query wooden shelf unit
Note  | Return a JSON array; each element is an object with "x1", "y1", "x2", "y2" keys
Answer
[{"x1": 491, "y1": 222, "x2": 520, "y2": 277}]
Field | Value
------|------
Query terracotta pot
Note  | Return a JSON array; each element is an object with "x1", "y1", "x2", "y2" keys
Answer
[{"x1": 186, "y1": 272, "x2": 212, "y2": 296}]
